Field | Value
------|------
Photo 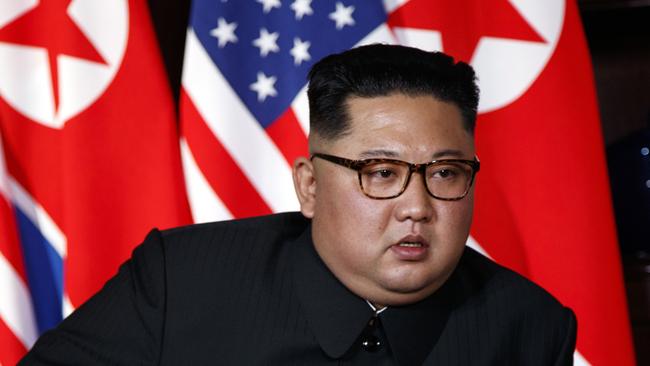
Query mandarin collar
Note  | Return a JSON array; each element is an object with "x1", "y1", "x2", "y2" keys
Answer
[
  {"x1": 380, "y1": 280, "x2": 455, "y2": 365},
  {"x1": 291, "y1": 224, "x2": 461, "y2": 365},
  {"x1": 292, "y1": 225, "x2": 374, "y2": 358}
]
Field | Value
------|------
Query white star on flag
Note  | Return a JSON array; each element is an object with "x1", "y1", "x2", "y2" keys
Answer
[
  {"x1": 290, "y1": 37, "x2": 311, "y2": 65},
  {"x1": 257, "y1": 0, "x2": 281, "y2": 13},
  {"x1": 250, "y1": 71, "x2": 278, "y2": 102},
  {"x1": 291, "y1": 0, "x2": 313, "y2": 20},
  {"x1": 252, "y1": 28, "x2": 280, "y2": 57},
  {"x1": 329, "y1": 2, "x2": 355, "y2": 30},
  {"x1": 209, "y1": 17, "x2": 238, "y2": 48}
]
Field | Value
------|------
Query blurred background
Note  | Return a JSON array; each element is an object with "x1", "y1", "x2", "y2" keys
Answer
[{"x1": 580, "y1": 2, "x2": 649, "y2": 364}]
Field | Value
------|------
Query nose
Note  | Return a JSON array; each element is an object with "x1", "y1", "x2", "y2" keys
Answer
[{"x1": 394, "y1": 171, "x2": 434, "y2": 223}]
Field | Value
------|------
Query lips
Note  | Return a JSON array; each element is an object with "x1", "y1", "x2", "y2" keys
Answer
[
  {"x1": 390, "y1": 235, "x2": 429, "y2": 261},
  {"x1": 395, "y1": 234, "x2": 429, "y2": 247}
]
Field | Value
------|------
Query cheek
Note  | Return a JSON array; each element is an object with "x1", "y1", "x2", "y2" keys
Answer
[
  {"x1": 346, "y1": 192, "x2": 395, "y2": 234},
  {"x1": 314, "y1": 182, "x2": 356, "y2": 236},
  {"x1": 314, "y1": 184, "x2": 391, "y2": 253},
  {"x1": 323, "y1": 194, "x2": 377, "y2": 234},
  {"x1": 438, "y1": 197, "x2": 474, "y2": 238}
]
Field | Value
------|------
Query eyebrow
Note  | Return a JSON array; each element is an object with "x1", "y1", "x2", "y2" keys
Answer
[
  {"x1": 358, "y1": 149, "x2": 467, "y2": 160},
  {"x1": 431, "y1": 149, "x2": 466, "y2": 159},
  {"x1": 358, "y1": 149, "x2": 400, "y2": 159}
]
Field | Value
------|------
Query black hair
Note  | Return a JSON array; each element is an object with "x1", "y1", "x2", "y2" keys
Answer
[{"x1": 307, "y1": 44, "x2": 479, "y2": 140}]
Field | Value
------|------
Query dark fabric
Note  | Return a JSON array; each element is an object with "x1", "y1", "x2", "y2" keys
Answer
[{"x1": 19, "y1": 212, "x2": 576, "y2": 365}]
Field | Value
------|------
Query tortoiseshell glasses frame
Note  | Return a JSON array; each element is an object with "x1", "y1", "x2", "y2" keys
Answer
[{"x1": 311, "y1": 153, "x2": 480, "y2": 201}]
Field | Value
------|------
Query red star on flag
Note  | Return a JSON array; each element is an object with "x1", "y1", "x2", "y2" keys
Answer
[
  {"x1": 0, "y1": 0, "x2": 108, "y2": 113},
  {"x1": 388, "y1": 0, "x2": 546, "y2": 62}
]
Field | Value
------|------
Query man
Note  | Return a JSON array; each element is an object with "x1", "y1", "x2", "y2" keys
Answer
[{"x1": 20, "y1": 44, "x2": 576, "y2": 365}]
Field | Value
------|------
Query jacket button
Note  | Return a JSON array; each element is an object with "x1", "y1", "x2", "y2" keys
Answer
[{"x1": 361, "y1": 334, "x2": 381, "y2": 352}]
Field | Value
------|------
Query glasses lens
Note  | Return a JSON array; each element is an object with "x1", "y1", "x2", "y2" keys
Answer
[
  {"x1": 425, "y1": 162, "x2": 474, "y2": 199},
  {"x1": 359, "y1": 161, "x2": 409, "y2": 198}
]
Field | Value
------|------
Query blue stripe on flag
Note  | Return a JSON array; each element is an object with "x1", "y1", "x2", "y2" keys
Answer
[{"x1": 14, "y1": 207, "x2": 63, "y2": 334}]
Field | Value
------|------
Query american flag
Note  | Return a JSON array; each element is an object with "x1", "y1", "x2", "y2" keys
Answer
[{"x1": 180, "y1": 0, "x2": 394, "y2": 221}]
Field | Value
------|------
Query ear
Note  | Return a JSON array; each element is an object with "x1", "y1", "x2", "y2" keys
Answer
[{"x1": 292, "y1": 157, "x2": 316, "y2": 218}]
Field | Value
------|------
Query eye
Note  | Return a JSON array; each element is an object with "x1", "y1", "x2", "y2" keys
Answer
[
  {"x1": 435, "y1": 169, "x2": 454, "y2": 178},
  {"x1": 430, "y1": 165, "x2": 461, "y2": 180},
  {"x1": 361, "y1": 162, "x2": 402, "y2": 183},
  {"x1": 368, "y1": 167, "x2": 397, "y2": 179}
]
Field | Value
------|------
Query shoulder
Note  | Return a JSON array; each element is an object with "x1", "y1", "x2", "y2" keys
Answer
[
  {"x1": 454, "y1": 248, "x2": 575, "y2": 331},
  {"x1": 453, "y1": 247, "x2": 570, "y2": 314},
  {"x1": 143, "y1": 211, "x2": 309, "y2": 273},
  {"x1": 428, "y1": 248, "x2": 577, "y2": 365},
  {"x1": 161, "y1": 211, "x2": 309, "y2": 242},
  {"x1": 130, "y1": 212, "x2": 310, "y2": 276}
]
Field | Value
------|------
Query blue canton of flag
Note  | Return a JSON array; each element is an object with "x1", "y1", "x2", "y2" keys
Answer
[{"x1": 191, "y1": 0, "x2": 387, "y2": 127}]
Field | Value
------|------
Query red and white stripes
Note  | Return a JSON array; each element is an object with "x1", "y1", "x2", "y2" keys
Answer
[{"x1": 0, "y1": 133, "x2": 36, "y2": 365}]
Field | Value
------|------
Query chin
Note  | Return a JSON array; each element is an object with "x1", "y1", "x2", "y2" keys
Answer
[
  {"x1": 377, "y1": 276, "x2": 444, "y2": 305},
  {"x1": 374, "y1": 289, "x2": 432, "y2": 307}
]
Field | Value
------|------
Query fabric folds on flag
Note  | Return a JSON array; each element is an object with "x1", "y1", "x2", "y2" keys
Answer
[
  {"x1": 0, "y1": 0, "x2": 191, "y2": 361},
  {"x1": 180, "y1": 0, "x2": 634, "y2": 365},
  {"x1": 0, "y1": 132, "x2": 32, "y2": 366},
  {"x1": 0, "y1": 0, "x2": 636, "y2": 364}
]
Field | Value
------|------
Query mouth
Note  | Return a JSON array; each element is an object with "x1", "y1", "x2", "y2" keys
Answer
[
  {"x1": 397, "y1": 242, "x2": 424, "y2": 248},
  {"x1": 395, "y1": 234, "x2": 429, "y2": 248},
  {"x1": 390, "y1": 235, "x2": 429, "y2": 260}
]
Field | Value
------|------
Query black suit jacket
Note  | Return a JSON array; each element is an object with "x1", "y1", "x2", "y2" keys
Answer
[{"x1": 20, "y1": 212, "x2": 576, "y2": 365}]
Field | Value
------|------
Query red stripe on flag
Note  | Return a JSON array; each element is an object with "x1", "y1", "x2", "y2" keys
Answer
[
  {"x1": 0, "y1": 317, "x2": 27, "y2": 366},
  {"x1": 266, "y1": 108, "x2": 309, "y2": 166},
  {"x1": 180, "y1": 90, "x2": 273, "y2": 218}
]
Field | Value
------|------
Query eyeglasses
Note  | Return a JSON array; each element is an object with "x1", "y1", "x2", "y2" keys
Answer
[{"x1": 311, "y1": 153, "x2": 480, "y2": 201}]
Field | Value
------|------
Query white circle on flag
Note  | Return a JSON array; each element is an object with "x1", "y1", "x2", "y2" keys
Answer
[
  {"x1": 391, "y1": 0, "x2": 565, "y2": 113},
  {"x1": 0, "y1": 0, "x2": 128, "y2": 129}
]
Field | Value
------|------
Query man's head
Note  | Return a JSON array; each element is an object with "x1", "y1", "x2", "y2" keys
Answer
[{"x1": 293, "y1": 44, "x2": 480, "y2": 306}]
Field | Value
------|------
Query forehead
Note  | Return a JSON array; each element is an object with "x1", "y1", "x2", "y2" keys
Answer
[{"x1": 327, "y1": 94, "x2": 474, "y2": 159}]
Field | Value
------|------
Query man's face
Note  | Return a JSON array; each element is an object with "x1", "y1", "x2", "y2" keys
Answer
[{"x1": 294, "y1": 93, "x2": 475, "y2": 306}]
